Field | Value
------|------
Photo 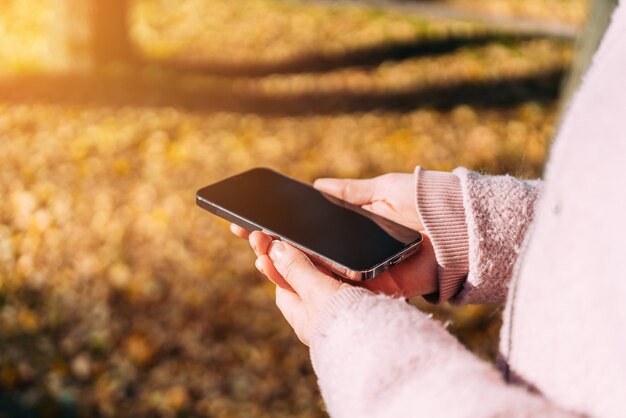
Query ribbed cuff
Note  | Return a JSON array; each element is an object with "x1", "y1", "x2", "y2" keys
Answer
[
  {"x1": 414, "y1": 167, "x2": 470, "y2": 304},
  {"x1": 310, "y1": 287, "x2": 374, "y2": 373}
]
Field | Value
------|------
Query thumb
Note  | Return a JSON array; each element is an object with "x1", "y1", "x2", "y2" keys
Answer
[
  {"x1": 268, "y1": 240, "x2": 340, "y2": 299},
  {"x1": 313, "y1": 178, "x2": 377, "y2": 206}
]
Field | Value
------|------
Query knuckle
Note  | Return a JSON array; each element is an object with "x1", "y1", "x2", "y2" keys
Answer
[
  {"x1": 280, "y1": 254, "x2": 300, "y2": 280},
  {"x1": 297, "y1": 332, "x2": 310, "y2": 347},
  {"x1": 341, "y1": 181, "x2": 355, "y2": 201}
]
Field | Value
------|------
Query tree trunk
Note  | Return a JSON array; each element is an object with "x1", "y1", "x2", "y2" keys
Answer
[
  {"x1": 560, "y1": 0, "x2": 618, "y2": 108},
  {"x1": 51, "y1": 0, "x2": 135, "y2": 72}
]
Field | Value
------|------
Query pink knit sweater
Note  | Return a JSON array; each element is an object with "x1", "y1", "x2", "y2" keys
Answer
[{"x1": 309, "y1": 3, "x2": 626, "y2": 417}]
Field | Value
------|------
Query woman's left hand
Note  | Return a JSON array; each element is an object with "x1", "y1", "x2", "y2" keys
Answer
[
  {"x1": 247, "y1": 230, "x2": 350, "y2": 346},
  {"x1": 241, "y1": 229, "x2": 437, "y2": 346}
]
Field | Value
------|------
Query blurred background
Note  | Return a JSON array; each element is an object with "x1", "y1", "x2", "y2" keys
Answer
[{"x1": 0, "y1": 0, "x2": 610, "y2": 416}]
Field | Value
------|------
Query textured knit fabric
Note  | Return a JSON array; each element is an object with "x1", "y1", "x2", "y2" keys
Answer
[
  {"x1": 414, "y1": 168, "x2": 469, "y2": 304},
  {"x1": 416, "y1": 168, "x2": 542, "y2": 304},
  {"x1": 415, "y1": 168, "x2": 542, "y2": 304},
  {"x1": 309, "y1": 2, "x2": 626, "y2": 417},
  {"x1": 311, "y1": 288, "x2": 579, "y2": 418}
]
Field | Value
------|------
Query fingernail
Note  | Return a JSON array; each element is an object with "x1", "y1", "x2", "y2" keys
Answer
[
  {"x1": 269, "y1": 241, "x2": 285, "y2": 263},
  {"x1": 255, "y1": 258, "x2": 264, "y2": 274}
]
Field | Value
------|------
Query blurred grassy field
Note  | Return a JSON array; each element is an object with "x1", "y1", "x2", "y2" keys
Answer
[{"x1": 0, "y1": 0, "x2": 585, "y2": 417}]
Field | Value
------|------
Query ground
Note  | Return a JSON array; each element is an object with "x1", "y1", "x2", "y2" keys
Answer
[{"x1": 0, "y1": 0, "x2": 585, "y2": 417}]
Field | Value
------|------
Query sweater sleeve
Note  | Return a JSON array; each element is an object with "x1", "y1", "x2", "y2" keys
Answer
[
  {"x1": 415, "y1": 167, "x2": 542, "y2": 304},
  {"x1": 310, "y1": 288, "x2": 582, "y2": 418}
]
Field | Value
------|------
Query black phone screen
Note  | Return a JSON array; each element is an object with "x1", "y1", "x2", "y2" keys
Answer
[{"x1": 196, "y1": 168, "x2": 421, "y2": 272}]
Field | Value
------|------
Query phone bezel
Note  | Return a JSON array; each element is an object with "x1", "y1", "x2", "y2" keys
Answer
[{"x1": 196, "y1": 168, "x2": 423, "y2": 282}]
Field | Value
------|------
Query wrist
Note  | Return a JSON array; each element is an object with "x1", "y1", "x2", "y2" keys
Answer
[{"x1": 414, "y1": 167, "x2": 470, "y2": 304}]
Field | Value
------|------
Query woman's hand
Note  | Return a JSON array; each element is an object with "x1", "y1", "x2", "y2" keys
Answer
[
  {"x1": 230, "y1": 172, "x2": 438, "y2": 299},
  {"x1": 244, "y1": 230, "x2": 437, "y2": 346},
  {"x1": 314, "y1": 173, "x2": 423, "y2": 232},
  {"x1": 230, "y1": 173, "x2": 438, "y2": 345},
  {"x1": 230, "y1": 173, "x2": 421, "y2": 241},
  {"x1": 247, "y1": 231, "x2": 350, "y2": 346}
]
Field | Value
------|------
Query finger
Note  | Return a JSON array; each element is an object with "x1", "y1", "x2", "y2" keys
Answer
[
  {"x1": 368, "y1": 200, "x2": 398, "y2": 220},
  {"x1": 230, "y1": 224, "x2": 251, "y2": 239},
  {"x1": 249, "y1": 230, "x2": 273, "y2": 257},
  {"x1": 387, "y1": 238, "x2": 438, "y2": 296},
  {"x1": 363, "y1": 271, "x2": 403, "y2": 296},
  {"x1": 268, "y1": 241, "x2": 340, "y2": 299},
  {"x1": 313, "y1": 178, "x2": 378, "y2": 206},
  {"x1": 310, "y1": 261, "x2": 334, "y2": 277},
  {"x1": 363, "y1": 235, "x2": 438, "y2": 297},
  {"x1": 275, "y1": 286, "x2": 310, "y2": 346},
  {"x1": 255, "y1": 255, "x2": 294, "y2": 292}
]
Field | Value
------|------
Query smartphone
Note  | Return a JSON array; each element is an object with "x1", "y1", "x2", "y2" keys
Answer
[{"x1": 196, "y1": 168, "x2": 422, "y2": 282}]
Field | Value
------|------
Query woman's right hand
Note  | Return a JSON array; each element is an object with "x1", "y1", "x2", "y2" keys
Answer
[
  {"x1": 230, "y1": 173, "x2": 422, "y2": 240},
  {"x1": 314, "y1": 173, "x2": 423, "y2": 232}
]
